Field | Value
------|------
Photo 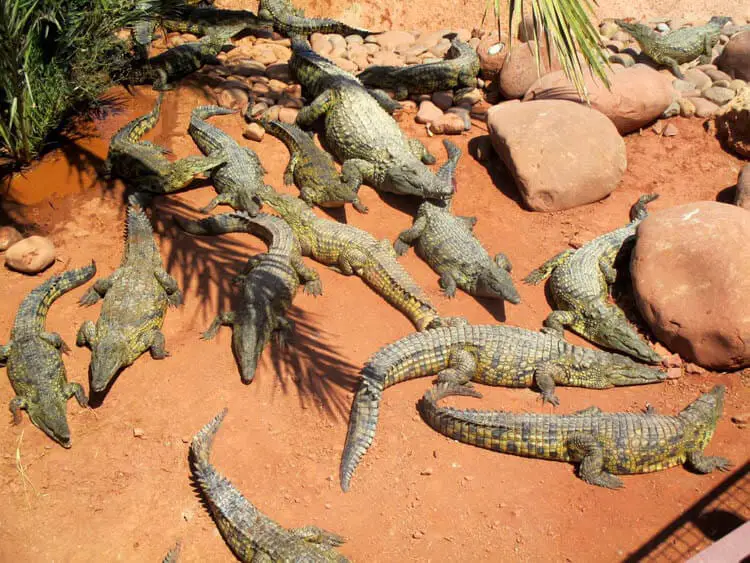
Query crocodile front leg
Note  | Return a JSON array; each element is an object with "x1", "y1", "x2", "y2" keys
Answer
[
  {"x1": 459, "y1": 215, "x2": 477, "y2": 231},
  {"x1": 568, "y1": 432, "x2": 624, "y2": 489},
  {"x1": 524, "y1": 248, "x2": 574, "y2": 285},
  {"x1": 283, "y1": 154, "x2": 298, "y2": 186},
  {"x1": 0, "y1": 343, "x2": 9, "y2": 364},
  {"x1": 439, "y1": 272, "x2": 458, "y2": 298},
  {"x1": 155, "y1": 269, "x2": 183, "y2": 306},
  {"x1": 408, "y1": 139, "x2": 436, "y2": 164},
  {"x1": 201, "y1": 192, "x2": 237, "y2": 213},
  {"x1": 699, "y1": 33, "x2": 713, "y2": 64},
  {"x1": 665, "y1": 56, "x2": 685, "y2": 79},
  {"x1": 296, "y1": 90, "x2": 333, "y2": 128},
  {"x1": 149, "y1": 329, "x2": 170, "y2": 359},
  {"x1": 686, "y1": 451, "x2": 733, "y2": 473},
  {"x1": 541, "y1": 310, "x2": 578, "y2": 337},
  {"x1": 598, "y1": 256, "x2": 617, "y2": 284},
  {"x1": 63, "y1": 382, "x2": 88, "y2": 407},
  {"x1": 435, "y1": 349, "x2": 477, "y2": 386},
  {"x1": 152, "y1": 68, "x2": 174, "y2": 91},
  {"x1": 9, "y1": 396, "x2": 27, "y2": 424},
  {"x1": 40, "y1": 332, "x2": 71, "y2": 354},
  {"x1": 76, "y1": 321, "x2": 97, "y2": 348},
  {"x1": 79, "y1": 277, "x2": 113, "y2": 306},
  {"x1": 341, "y1": 158, "x2": 375, "y2": 188},
  {"x1": 292, "y1": 256, "x2": 323, "y2": 296},
  {"x1": 291, "y1": 526, "x2": 346, "y2": 547},
  {"x1": 394, "y1": 216, "x2": 427, "y2": 255},
  {"x1": 202, "y1": 311, "x2": 236, "y2": 340},
  {"x1": 532, "y1": 362, "x2": 564, "y2": 406}
]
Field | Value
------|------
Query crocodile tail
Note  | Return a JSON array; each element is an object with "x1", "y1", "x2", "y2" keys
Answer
[
  {"x1": 189, "y1": 408, "x2": 228, "y2": 485},
  {"x1": 122, "y1": 93, "x2": 164, "y2": 144},
  {"x1": 191, "y1": 105, "x2": 237, "y2": 121},
  {"x1": 436, "y1": 139, "x2": 462, "y2": 192},
  {"x1": 523, "y1": 248, "x2": 573, "y2": 285},
  {"x1": 162, "y1": 540, "x2": 182, "y2": 563},
  {"x1": 629, "y1": 193, "x2": 659, "y2": 222},
  {"x1": 175, "y1": 212, "x2": 252, "y2": 236},
  {"x1": 419, "y1": 382, "x2": 483, "y2": 425}
]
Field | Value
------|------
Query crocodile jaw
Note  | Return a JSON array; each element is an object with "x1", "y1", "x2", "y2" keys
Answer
[{"x1": 29, "y1": 399, "x2": 72, "y2": 448}]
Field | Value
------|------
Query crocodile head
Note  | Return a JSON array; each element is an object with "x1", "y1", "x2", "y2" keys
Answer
[
  {"x1": 679, "y1": 384, "x2": 726, "y2": 426},
  {"x1": 317, "y1": 179, "x2": 359, "y2": 207},
  {"x1": 258, "y1": 185, "x2": 313, "y2": 222},
  {"x1": 614, "y1": 20, "x2": 657, "y2": 42},
  {"x1": 27, "y1": 394, "x2": 73, "y2": 448},
  {"x1": 382, "y1": 163, "x2": 453, "y2": 200},
  {"x1": 597, "y1": 353, "x2": 667, "y2": 387},
  {"x1": 233, "y1": 314, "x2": 270, "y2": 384},
  {"x1": 596, "y1": 312, "x2": 662, "y2": 364},
  {"x1": 90, "y1": 338, "x2": 130, "y2": 393},
  {"x1": 475, "y1": 269, "x2": 521, "y2": 304}
]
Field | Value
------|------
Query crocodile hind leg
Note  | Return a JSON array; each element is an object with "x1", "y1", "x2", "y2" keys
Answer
[
  {"x1": 439, "y1": 272, "x2": 458, "y2": 298},
  {"x1": 598, "y1": 256, "x2": 617, "y2": 284},
  {"x1": 524, "y1": 248, "x2": 574, "y2": 285},
  {"x1": 79, "y1": 277, "x2": 113, "y2": 306},
  {"x1": 686, "y1": 451, "x2": 733, "y2": 473},
  {"x1": 296, "y1": 90, "x2": 333, "y2": 128},
  {"x1": 39, "y1": 332, "x2": 71, "y2": 354},
  {"x1": 149, "y1": 330, "x2": 170, "y2": 359},
  {"x1": 368, "y1": 89, "x2": 403, "y2": 114},
  {"x1": 541, "y1": 310, "x2": 577, "y2": 337},
  {"x1": 341, "y1": 158, "x2": 375, "y2": 189},
  {"x1": 202, "y1": 311, "x2": 236, "y2": 340},
  {"x1": 532, "y1": 362, "x2": 565, "y2": 406},
  {"x1": 335, "y1": 246, "x2": 368, "y2": 276},
  {"x1": 283, "y1": 154, "x2": 298, "y2": 186},
  {"x1": 291, "y1": 526, "x2": 346, "y2": 547},
  {"x1": 9, "y1": 396, "x2": 27, "y2": 424},
  {"x1": 394, "y1": 216, "x2": 427, "y2": 255},
  {"x1": 292, "y1": 256, "x2": 323, "y2": 296},
  {"x1": 234, "y1": 255, "x2": 265, "y2": 284},
  {"x1": 0, "y1": 343, "x2": 9, "y2": 364},
  {"x1": 664, "y1": 57, "x2": 685, "y2": 79},
  {"x1": 76, "y1": 321, "x2": 97, "y2": 348},
  {"x1": 435, "y1": 349, "x2": 477, "y2": 386},
  {"x1": 155, "y1": 269, "x2": 183, "y2": 306},
  {"x1": 567, "y1": 432, "x2": 624, "y2": 489},
  {"x1": 63, "y1": 382, "x2": 88, "y2": 407},
  {"x1": 201, "y1": 192, "x2": 237, "y2": 213},
  {"x1": 408, "y1": 139, "x2": 436, "y2": 164}
]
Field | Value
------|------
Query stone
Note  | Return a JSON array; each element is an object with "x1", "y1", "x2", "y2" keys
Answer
[
  {"x1": 0, "y1": 226, "x2": 22, "y2": 251},
  {"x1": 692, "y1": 97, "x2": 720, "y2": 117},
  {"x1": 663, "y1": 122, "x2": 678, "y2": 136},
  {"x1": 704, "y1": 68, "x2": 733, "y2": 82},
  {"x1": 278, "y1": 95, "x2": 304, "y2": 109},
  {"x1": 446, "y1": 107, "x2": 471, "y2": 130},
  {"x1": 265, "y1": 63, "x2": 291, "y2": 81},
  {"x1": 345, "y1": 34, "x2": 364, "y2": 45},
  {"x1": 454, "y1": 88, "x2": 483, "y2": 107},
  {"x1": 370, "y1": 51, "x2": 404, "y2": 67},
  {"x1": 431, "y1": 90, "x2": 453, "y2": 111},
  {"x1": 5, "y1": 236, "x2": 56, "y2": 274},
  {"x1": 429, "y1": 38, "x2": 451, "y2": 58},
  {"x1": 429, "y1": 113, "x2": 466, "y2": 135},
  {"x1": 470, "y1": 101, "x2": 491, "y2": 120},
  {"x1": 715, "y1": 87, "x2": 750, "y2": 157},
  {"x1": 262, "y1": 105, "x2": 281, "y2": 122},
  {"x1": 736, "y1": 164, "x2": 750, "y2": 209},
  {"x1": 413, "y1": 30, "x2": 445, "y2": 50},
  {"x1": 133, "y1": 428, "x2": 145, "y2": 438},
  {"x1": 216, "y1": 87, "x2": 249, "y2": 110},
  {"x1": 517, "y1": 12, "x2": 543, "y2": 42},
  {"x1": 684, "y1": 68, "x2": 712, "y2": 90},
  {"x1": 632, "y1": 202, "x2": 750, "y2": 369},
  {"x1": 373, "y1": 31, "x2": 414, "y2": 51},
  {"x1": 331, "y1": 57, "x2": 358, "y2": 73},
  {"x1": 243, "y1": 122, "x2": 265, "y2": 142},
  {"x1": 311, "y1": 33, "x2": 332, "y2": 56},
  {"x1": 278, "y1": 107, "x2": 298, "y2": 124},
  {"x1": 498, "y1": 40, "x2": 561, "y2": 99},
  {"x1": 415, "y1": 100, "x2": 443, "y2": 124},
  {"x1": 661, "y1": 99, "x2": 680, "y2": 118},
  {"x1": 486, "y1": 100, "x2": 626, "y2": 212},
  {"x1": 702, "y1": 86, "x2": 736, "y2": 105},
  {"x1": 672, "y1": 78, "x2": 696, "y2": 91},
  {"x1": 476, "y1": 32, "x2": 507, "y2": 79},
  {"x1": 328, "y1": 34, "x2": 347, "y2": 52},
  {"x1": 729, "y1": 78, "x2": 748, "y2": 91},
  {"x1": 713, "y1": 79, "x2": 731, "y2": 88},
  {"x1": 716, "y1": 31, "x2": 750, "y2": 80},
  {"x1": 678, "y1": 97, "x2": 696, "y2": 117},
  {"x1": 609, "y1": 52, "x2": 635, "y2": 67},
  {"x1": 524, "y1": 64, "x2": 674, "y2": 134},
  {"x1": 247, "y1": 102, "x2": 268, "y2": 118},
  {"x1": 268, "y1": 79, "x2": 288, "y2": 95}
]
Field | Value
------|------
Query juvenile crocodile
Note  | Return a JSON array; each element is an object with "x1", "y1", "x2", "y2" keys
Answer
[
  {"x1": 191, "y1": 408, "x2": 349, "y2": 562},
  {"x1": 127, "y1": 32, "x2": 233, "y2": 90},
  {"x1": 188, "y1": 105, "x2": 269, "y2": 215},
  {"x1": 524, "y1": 194, "x2": 661, "y2": 364},
  {"x1": 0, "y1": 263, "x2": 95, "y2": 448},
  {"x1": 77, "y1": 205, "x2": 182, "y2": 394},
  {"x1": 292, "y1": 38, "x2": 454, "y2": 201},
  {"x1": 394, "y1": 140, "x2": 520, "y2": 303},
  {"x1": 421, "y1": 382, "x2": 731, "y2": 489},
  {"x1": 160, "y1": 7, "x2": 273, "y2": 38},
  {"x1": 339, "y1": 323, "x2": 667, "y2": 491},
  {"x1": 357, "y1": 33, "x2": 480, "y2": 100},
  {"x1": 258, "y1": 119, "x2": 367, "y2": 213},
  {"x1": 259, "y1": 187, "x2": 442, "y2": 331},
  {"x1": 105, "y1": 94, "x2": 226, "y2": 194},
  {"x1": 615, "y1": 17, "x2": 731, "y2": 78},
  {"x1": 176, "y1": 212, "x2": 322, "y2": 383},
  {"x1": 258, "y1": 0, "x2": 374, "y2": 38}
]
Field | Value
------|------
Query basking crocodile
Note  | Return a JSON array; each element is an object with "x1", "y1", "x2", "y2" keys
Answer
[
  {"x1": 188, "y1": 105, "x2": 269, "y2": 215},
  {"x1": 394, "y1": 140, "x2": 520, "y2": 303},
  {"x1": 77, "y1": 205, "x2": 182, "y2": 394},
  {"x1": 292, "y1": 38, "x2": 454, "y2": 201},
  {"x1": 105, "y1": 94, "x2": 226, "y2": 195},
  {"x1": 339, "y1": 323, "x2": 667, "y2": 491},
  {"x1": 421, "y1": 382, "x2": 731, "y2": 489},
  {"x1": 258, "y1": 0, "x2": 374, "y2": 38},
  {"x1": 127, "y1": 33, "x2": 233, "y2": 90},
  {"x1": 176, "y1": 212, "x2": 322, "y2": 383},
  {"x1": 524, "y1": 194, "x2": 661, "y2": 364},
  {"x1": 615, "y1": 17, "x2": 731, "y2": 78},
  {"x1": 357, "y1": 33, "x2": 480, "y2": 100},
  {"x1": 259, "y1": 186, "x2": 443, "y2": 331},
  {"x1": 191, "y1": 409, "x2": 349, "y2": 562},
  {"x1": 160, "y1": 7, "x2": 273, "y2": 38},
  {"x1": 1, "y1": 263, "x2": 96, "y2": 448},
  {"x1": 258, "y1": 119, "x2": 367, "y2": 213}
]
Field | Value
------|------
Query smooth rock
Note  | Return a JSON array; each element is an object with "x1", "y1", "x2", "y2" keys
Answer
[
  {"x1": 737, "y1": 164, "x2": 750, "y2": 209},
  {"x1": 498, "y1": 40, "x2": 561, "y2": 99},
  {"x1": 609, "y1": 52, "x2": 635, "y2": 67},
  {"x1": 331, "y1": 56, "x2": 358, "y2": 73},
  {"x1": 415, "y1": 100, "x2": 443, "y2": 124},
  {"x1": 431, "y1": 90, "x2": 453, "y2": 111},
  {"x1": 684, "y1": 68, "x2": 712, "y2": 90},
  {"x1": 692, "y1": 97, "x2": 721, "y2": 117},
  {"x1": 486, "y1": 100, "x2": 626, "y2": 212},
  {"x1": 661, "y1": 99, "x2": 680, "y2": 118},
  {"x1": 0, "y1": 226, "x2": 22, "y2": 251},
  {"x1": 446, "y1": 107, "x2": 472, "y2": 130},
  {"x1": 217, "y1": 87, "x2": 249, "y2": 110},
  {"x1": 715, "y1": 87, "x2": 750, "y2": 157},
  {"x1": 265, "y1": 63, "x2": 291, "y2": 81},
  {"x1": 454, "y1": 88, "x2": 483, "y2": 107},
  {"x1": 632, "y1": 202, "x2": 750, "y2": 369},
  {"x1": 242, "y1": 123, "x2": 265, "y2": 142},
  {"x1": 704, "y1": 68, "x2": 733, "y2": 82},
  {"x1": 672, "y1": 78, "x2": 695, "y2": 91},
  {"x1": 716, "y1": 31, "x2": 750, "y2": 80},
  {"x1": 729, "y1": 78, "x2": 748, "y2": 91},
  {"x1": 346, "y1": 34, "x2": 364, "y2": 45},
  {"x1": 247, "y1": 102, "x2": 268, "y2": 118},
  {"x1": 373, "y1": 31, "x2": 414, "y2": 51},
  {"x1": 663, "y1": 122, "x2": 678, "y2": 136},
  {"x1": 430, "y1": 113, "x2": 466, "y2": 135},
  {"x1": 703, "y1": 85, "x2": 736, "y2": 105},
  {"x1": 311, "y1": 33, "x2": 332, "y2": 56},
  {"x1": 524, "y1": 64, "x2": 674, "y2": 134},
  {"x1": 5, "y1": 236, "x2": 55, "y2": 274},
  {"x1": 278, "y1": 107, "x2": 298, "y2": 124}
]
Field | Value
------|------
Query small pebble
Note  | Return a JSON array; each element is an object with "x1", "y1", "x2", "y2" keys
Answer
[
  {"x1": 243, "y1": 122, "x2": 265, "y2": 142},
  {"x1": 666, "y1": 367, "x2": 682, "y2": 379},
  {"x1": 663, "y1": 123, "x2": 678, "y2": 136},
  {"x1": 133, "y1": 428, "x2": 145, "y2": 438},
  {"x1": 412, "y1": 530, "x2": 424, "y2": 539},
  {"x1": 0, "y1": 226, "x2": 22, "y2": 251},
  {"x1": 731, "y1": 413, "x2": 749, "y2": 429},
  {"x1": 420, "y1": 468, "x2": 434, "y2": 476},
  {"x1": 182, "y1": 509, "x2": 193, "y2": 521}
]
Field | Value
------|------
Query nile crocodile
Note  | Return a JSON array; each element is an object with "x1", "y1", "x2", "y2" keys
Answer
[
  {"x1": 1, "y1": 263, "x2": 96, "y2": 448},
  {"x1": 339, "y1": 323, "x2": 667, "y2": 491},
  {"x1": 191, "y1": 408, "x2": 349, "y2": 562},
  {"x1": 615, "y1": 17, "x2": 731, "y2": 78},
  {"x1": 258, "y1": 0, "x2": 374, "y2": 38},
  {"x1": 394, "y1": 140, "x2": 520, "y2": 303},
  {"x1": 176, "y1": 212, "x2": 322, "y2": 383},
  {"x1": 258, "y1": 119, "x2": 367, "y2": 213},
  {"x1": 160, "y1": 7, "x2": 273, "y2": 38},
  {"x1": 105, "y1": 94, "x2": 226, "y2": 195},
  {"x1": 357, "y1": 33, "x2": 480, "y2": 100},
  {"x1": 188, "y1": 105, "x2": 269, "y2": 215},
  {"x1": 421, "y1": 382, "x2": 731, "y2": 489},
  {"x1": 524, "y1": 194, "x2": 661, "y2": 364},
  {"x1": 77, "y1": 205, "x2": 182, "y2": 394},
  {"x1": 292, "y1": 37, "x2": 454, "y2": 201},
  {"x1": 258, "y1": 186, "x2": 444, "y2": 331}
]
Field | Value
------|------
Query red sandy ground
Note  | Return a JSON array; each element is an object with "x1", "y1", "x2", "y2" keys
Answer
[{"x1": 0, "y1": 82, "x2": 748, "y2": 561}]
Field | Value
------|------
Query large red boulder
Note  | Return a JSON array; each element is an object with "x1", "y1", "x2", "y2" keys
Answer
[
  {"x1": 498, "y1": 40, "x2": 561, "y2": 99},
  {"x1": 632, "y1": 202, "x2": 750, "y2": 370},
  {"x1": 717, "y1": 31, "x2": 750, "y2": 81}
]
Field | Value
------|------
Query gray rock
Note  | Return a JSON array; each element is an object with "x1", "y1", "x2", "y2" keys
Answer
[
  {"x1": 736, "y1": 164, "x2": 750, "y2": 210},
  {"x1": 692, "y1": 97, "x2": 720, "y2": 117},
  {"x1": 678, "y1": 97, "x2": 696, "y2": 117},
  {"x1": 703, "y1": 86, "x2": 736, "y2": 105},
  {"x1": 704, "y1": 68, "x2": 733, "y2": 82},
  {"x1": 431, "y1": 90, "x2": 454, "y2": 111},
  {"x1": 672, "y1": 78, "x2": 696, "y2": 91},
  {"x1": 609, "y1": 52, "x2": 635, "y2": 67},
  {"x1": 661, "y1": 99, "x2": 680, "y2": 117},
  {"x1": 729, "y1": 78, "x2": 748, "y2": 91},
  {"x1": 684, "y1": 68, "x2": 712, "y2": 90}
]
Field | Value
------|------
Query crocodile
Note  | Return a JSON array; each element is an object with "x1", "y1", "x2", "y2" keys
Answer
[
  {"x1": 176, "y1": 212, "x2": 322, "y2": 383},
  {"x1": 160, "y1": 7, "x2": 273, "y2": 38},
  {"x1": 394, "y1": 140, "x2": 520, "y2": 303},
  {"x1": 292, "y1": 37, "x2": 454, "y2": 201},
  {"x1": 258, "y1": 186, "x2": 443, "y2": 331},
  {"x1": 357, "y1": 33, "x2": 480, "y2": 100},
  {"x1": 126, "y1": 32, "x2": 233, "y2": 90},
  {"x1": 131, "y1": 0, "x2": 157, "y2": 61},
  {"x1": 524, "y1": 194, "x2": 661, "y2": 364},
  {"x1": 0, "y1": 263, "x2": 96, "y2": 448},
  {"x1": 188, "y1": 105, "x2": 269, "y2": 215},
  {"x1": 615, "y1": 17, "x2": 731, "y2": 79},
  {"x1": 258, "y1": 119, "x2": 367, "y2": 213},
  {"x1": 191, "y1": 408, "x2": 349, "y2": 562},
  {"x1": 421, "y1": 382, "x2": 731, "y2": 489},
  {"x1": 76, "y1": 205, "x2": 182, "y2": 394},
  {"x1": 105, "y1": 94, "x2": 227, "y2": 195},
  {"x1": 258, "y1": 0, "x2": 374, "y2": 38},
  {"x1": 339, "y1": 323, "x2": 667, "y2": 491}
]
